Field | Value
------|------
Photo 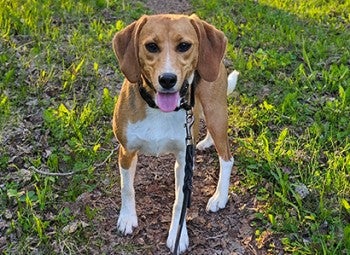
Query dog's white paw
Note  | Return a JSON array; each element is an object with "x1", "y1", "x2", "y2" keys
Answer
[
  {"x1": 167, "y1": 226, "x2": 189, "y2": 254},
  {"x1": 206, "y1": 191, "x2": 228, "y2": 212},
  {"x1": 117, "y1": 211, "x2": 138, "y2": 235},
  {"x1": 196, "y1": 132, "x2": 213, "y2": 151}
]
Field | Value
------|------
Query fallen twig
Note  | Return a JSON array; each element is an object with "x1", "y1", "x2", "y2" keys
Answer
[
  {"x1": 94, "y1": 146, "x2": 119, "y2": 168},
  {"x1": 29, "y1": 166, "x2": 75, "y2": 176},
  {"x1": 29, "y1": 146, "x2": 119, "y2": 176}
]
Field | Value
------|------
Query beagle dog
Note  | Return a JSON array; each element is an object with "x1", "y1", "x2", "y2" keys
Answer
[{"x1": 112, "y1": 14, "x2": 239, "y2": 253}]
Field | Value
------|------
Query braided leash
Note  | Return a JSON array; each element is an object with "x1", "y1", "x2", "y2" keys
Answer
[
  {"x1": 173, "y1": 74, "x2": 197, "y2": 255},
  {"x1": 173, "y1": 108, "x2": 195, "y2": 255}
]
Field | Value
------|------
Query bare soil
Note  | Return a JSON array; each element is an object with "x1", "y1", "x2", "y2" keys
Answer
[
  {"x1": 77, "y1": 148, "x2": 267, "y2": 255},
  {"x1": 145, "y1": 0, "x2": 192, "y2": 14}
]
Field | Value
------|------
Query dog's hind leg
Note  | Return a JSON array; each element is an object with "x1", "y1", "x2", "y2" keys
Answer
[
  {"x1": 117, "y1": 147, "x2": 138, "y2": 234},
  {"x1": 197, "y1": 87, "x2": 234, "y2": 212},
  {"x1": 205, "y1": 111, "x2": 234, "y2": 212},
  {"x1": 196, "y1": 130, "x2": 214, "y2": 150},
  {"x1": 206, "y1": 155, "x2": 234, "y2": 212}
]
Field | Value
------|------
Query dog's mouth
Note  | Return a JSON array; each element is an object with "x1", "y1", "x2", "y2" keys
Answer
[{"x1": 155, "y1": 91, "x2": 180, "y2": 112}]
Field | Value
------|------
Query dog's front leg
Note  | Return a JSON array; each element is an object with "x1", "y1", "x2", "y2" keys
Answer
[
  {"x1": 167, "y1": 151, "x2": 189, "y2": 254},
  {"x1": 117, "y1": 149, "x2": 138, "y2": 235}
]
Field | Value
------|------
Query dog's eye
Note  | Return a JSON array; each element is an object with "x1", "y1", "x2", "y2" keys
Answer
[
  {"x1": 145, "y1": 43, "x2": 159, "y2": 53},
  {"x1": 177, "y1": 42, "x2": 192, "y2": 52}
]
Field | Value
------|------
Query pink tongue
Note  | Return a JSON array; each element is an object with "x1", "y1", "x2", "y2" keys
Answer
[{"x1": 156, "y1": 92, "x2": 180, "y2": 112}]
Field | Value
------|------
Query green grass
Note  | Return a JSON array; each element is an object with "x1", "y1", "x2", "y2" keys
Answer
[{"x1": 1, "y1": 0, "x2": 349, "y2": 254}]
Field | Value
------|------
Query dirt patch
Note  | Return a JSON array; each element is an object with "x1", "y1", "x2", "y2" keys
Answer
[
  {"x1": 73, "y1": 148, "x2": 270, "y2": 254},
  {"x1": 145, "y1": 0, "x2": 192, "y2": 14},
  {"x1": 76, "y1": 127, "x2": 278, "y2": 253}
]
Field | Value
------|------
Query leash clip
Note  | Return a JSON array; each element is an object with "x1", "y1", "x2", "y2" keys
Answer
[{"x1": 184, "y1": 109, "x2": 194, "y2": 145}]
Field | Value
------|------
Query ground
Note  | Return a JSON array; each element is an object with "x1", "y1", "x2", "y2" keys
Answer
[{"x1": 78, "y1": 150, "x2": 269, "y2": 254}]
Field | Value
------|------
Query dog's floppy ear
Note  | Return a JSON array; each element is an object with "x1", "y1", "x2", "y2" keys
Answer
[
  {"x1": 190, "y1": 15, "x2": 227, "y2": 82},
  {"x1": 112, "y1": 16, "x2": 147, "y2": 83}
]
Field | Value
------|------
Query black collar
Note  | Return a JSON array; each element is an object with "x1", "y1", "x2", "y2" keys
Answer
[{"x1": 138, "y1": 71, "x2": 200, "y2": 111}]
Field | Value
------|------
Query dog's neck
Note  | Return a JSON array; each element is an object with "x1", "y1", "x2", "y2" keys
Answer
[{"x1": 138, "y1": 72, "x2": 200, "y2": 111}]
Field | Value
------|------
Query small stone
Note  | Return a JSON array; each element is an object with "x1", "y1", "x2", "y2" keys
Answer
[{"x1": 294, "y1": 183, "x2": 309, "y2": 199}]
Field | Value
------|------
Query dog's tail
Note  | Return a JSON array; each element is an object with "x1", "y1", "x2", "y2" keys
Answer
[{"x1": 227, "y1": 70, "x2": 239, "y2": 95}]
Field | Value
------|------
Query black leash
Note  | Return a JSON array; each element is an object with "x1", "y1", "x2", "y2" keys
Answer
[
  {"x1": 173, "y1": 107, "x2": 195, "y2": 255},
  {"x1": 173, "y1": 74, "x2": 197, "y2": 255}
]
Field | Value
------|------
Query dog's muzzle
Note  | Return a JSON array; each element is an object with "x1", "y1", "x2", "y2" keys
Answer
[{"x1": 139, "y1": 71, "x2": 200, "y2": 112}]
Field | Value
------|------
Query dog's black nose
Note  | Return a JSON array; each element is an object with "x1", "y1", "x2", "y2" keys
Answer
[{"x1": 158, "y1": 73, "x2": 177, "y2": 89}]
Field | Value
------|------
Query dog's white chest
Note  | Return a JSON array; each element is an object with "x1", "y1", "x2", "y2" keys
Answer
[{"x1": 126, "y1": 108, "x2": 186, "y2": 155}]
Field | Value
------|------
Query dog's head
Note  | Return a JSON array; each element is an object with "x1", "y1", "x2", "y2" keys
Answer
[{"x1": 113, "y1": 14, "x2": 227, "y2": 112}]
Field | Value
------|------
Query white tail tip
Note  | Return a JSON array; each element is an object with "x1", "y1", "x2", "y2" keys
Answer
[{"x1": 227, "y1": 70, "x2": 239, "y2": 95}]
